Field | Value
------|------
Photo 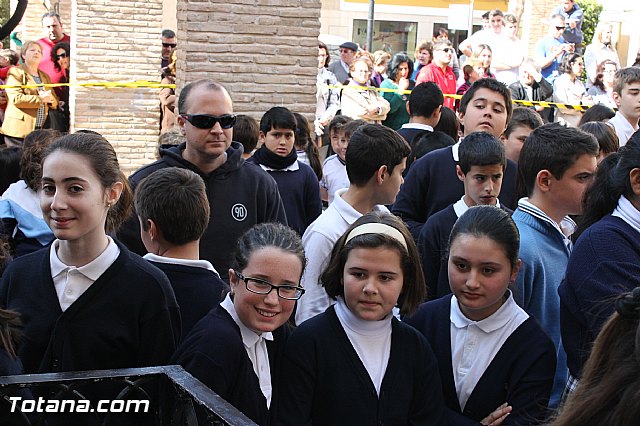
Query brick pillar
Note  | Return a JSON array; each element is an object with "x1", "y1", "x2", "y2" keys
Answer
[
  {"x1": 72, "y1": 0, "x2": 164, "y2": 174},
  {"x1": 513, "y1": 0, "x2": 558, "y2": 60},
  {"x1": 175, "y1": 0, "x2": 321, "y2": 120}
]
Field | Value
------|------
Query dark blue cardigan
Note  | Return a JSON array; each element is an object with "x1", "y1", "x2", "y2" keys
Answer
[
  {"x1": 405, "y1": 295, "x2": 556, "y2": 425},
  {"x1": 559, "y1": 215, "x2": 640, "y2": 378}
]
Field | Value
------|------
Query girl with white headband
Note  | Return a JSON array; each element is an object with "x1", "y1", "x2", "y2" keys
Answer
[{"x1": 275, "y1": 212, "x2": 447, "y2": 425}]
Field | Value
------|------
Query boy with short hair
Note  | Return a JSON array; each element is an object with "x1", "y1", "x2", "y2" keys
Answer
[
  {"x1": 418, "y1": 132, "x2": 508, "y2": 299},
  {"x1": 296, "y1": 124, "x2": 410, "y2": 325},
  {"x1": 234, "y1": 114, "x2": 259, "y2": 159},
  {"x1": 392, "y1": 78, "x2": 517, "y2": 240},
  {"x1": 609, "y1": 67, "x2": 640, "y2": 146},
  {"x1": 502, "y1": 107, "x2": 544, "y2": 163},
  {"x1": 248, "y1": 106, "x2": 322, "y2": 236},
  {"x1": 136, "y1": 167, "x2": 227, "y2": 338},
  {"x1": 396, "y1": 82, "x2": 444, "y2": 145},
  {"x1": 320, "y1": 117, "x2": 365, "y2": 205},
  {"x1": 512, "y1": 123, "x2": 599, "y2": 407}
]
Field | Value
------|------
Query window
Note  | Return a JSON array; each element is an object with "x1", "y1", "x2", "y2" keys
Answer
[{"x1": 353, "y1": 19, "x2": 418, "y2": 55}]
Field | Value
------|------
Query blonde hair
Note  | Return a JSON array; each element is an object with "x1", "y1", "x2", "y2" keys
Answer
[{"x1": 20, "y1": 40, "x2": 42, "y2": 60}]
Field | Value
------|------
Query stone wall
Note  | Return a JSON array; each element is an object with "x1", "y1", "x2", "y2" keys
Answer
[
  {"x1": 515, "y1": 0, "x2": 560, "y2": 60},
  {"x1": 175, "y1": 0, "x2": 321, "y2": 120}
]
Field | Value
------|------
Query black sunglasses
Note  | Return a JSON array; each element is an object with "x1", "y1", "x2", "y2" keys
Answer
[
  {"x1": 162, "y1": 43, "x2": 177, "y2": 48},
  {"x1": 56, "y1": 52, "x2": 68, "y2": 59},
  {"x1": 555, "y1": 26, "x2": 566, "y2": 31},
  {"x1": 180, "y1": 114, "x2": 236, "y2": 129}
]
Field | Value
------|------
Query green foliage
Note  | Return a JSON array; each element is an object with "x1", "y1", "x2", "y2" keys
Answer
[
  {"x1": 577, "y1": 0, "x2": 603, "y2": 46},
  {"x1": 0, "y1": 1, "x2": 10, "y2": 48}
]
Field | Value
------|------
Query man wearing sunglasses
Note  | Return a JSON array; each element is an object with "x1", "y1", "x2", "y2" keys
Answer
[
  {"x1": 161, "y1": 29, "x2": 177, "y2": 69},
  {"x1": 118, "y1": 79, "x2": 288, "y2": 276},
  {"x1": 535, "y1": 14, "x2": 575, "y2": 84},
  {"x1": 37, "y1": 12, "x2": 70, "y2": 85},
  {"x1": 415, "y1": 40, "x2": 456, "y2": 110}
]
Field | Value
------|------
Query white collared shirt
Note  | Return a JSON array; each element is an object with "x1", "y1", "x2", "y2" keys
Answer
[
  {"x1": 220, "y1": 294, "x2": 274, "y2": 407},
  {"x1": 399, "y1": 123, "x2": 434, "y2": 132},
  {"x1": 50, "y1": 237, "x2": 120, "y2": 311},
  {"x1": 450, "y1": 291, "x2": 528, "y2": 410},
  {"x1": 452, "y1": 196, "x2": 502, "y2": 219},
  {"x1": 143, "y1": 253, "x2": 220, "y2": 277},
  {"x1": 608, "y1": 112, "x2": 639, "y2": 147},
  {"x1": 258, "y1": 160, "x2": 300, "y2": 172}
]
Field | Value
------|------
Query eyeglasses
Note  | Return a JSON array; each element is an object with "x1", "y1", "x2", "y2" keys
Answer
[
  {"x1": 180, "y1": 114, "x2": 236, "y2": 129},
  {"x1": 437, "y1": 48, "x2": 453, "y2": 53},
  {"x1": 55, "y1": 52, "x2": 68, "y2": 60},
  {"x1": 162, "y1": 43, "x2": 177, "y2": 48},
  {"x1": 555, "y1": 26, "x2": 566, "y2": 31},
  {"x1": 234, "y1": 271, "x2": 305, "y2": 300}
]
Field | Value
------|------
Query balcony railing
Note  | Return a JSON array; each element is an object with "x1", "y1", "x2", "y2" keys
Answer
[{"x1": 0, "y1": 365, "x2": 257, "y2": 425}]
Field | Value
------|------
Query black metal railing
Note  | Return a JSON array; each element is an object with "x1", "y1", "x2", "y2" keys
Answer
[{"x1": 0, "y1": 365, "x2": 257, "y2": 425}]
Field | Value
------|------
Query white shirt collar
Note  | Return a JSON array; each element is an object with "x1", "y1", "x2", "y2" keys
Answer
[
  {"x1": 452, "y1": 141, "x2": 461, "y2": 162},
  {"x1": 453, "y1": 196, "x2": 502, "y2": 218},
  {"x1": 220, "y1": 293, "x2": 273, "y2": 344},
  {"x1": 258, "y1": 160, "x2": 299, "y2": 172},
  {"x1": 612, "y1": 195, "x2": 640, "y2": 234},
  {"x1": 450, "y1": 290, "x2": 523, "y2": 333},
  {"x1": 143, "y1": 253, "x2": 220, "y2": 277},
  {"x1": 518, "y1": 197, "x2": 576, "y2": 239},
  {"x1": 50, "y1": 236, "x2": 120, "y2": 281},
  {"x1": 400, "y1": 123, "x2": 434, "y2": 131}
]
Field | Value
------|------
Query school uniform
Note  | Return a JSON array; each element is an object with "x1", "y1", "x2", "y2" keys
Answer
[
  {"x1": 405, "y1": 294, "x2": 556, "y2": 425},
  {"x1": 418, "y1": 199, "x2": 511, "y2": 300},
  {"x1": 173, "y1": 296, "x2": 290, "y2": 425},
  {"x1": 0, "y1": 239, "x2": 181, "y2": 374},
  {"x1": 144, "y1": 254, "x2": 228, "y2": 338},
  {"x1": 276, "y1": 301, "x2": 447, "y2": 425},
  {"x1": 392, "y1": 143, "x2": 518, "y2": 241},
  {"x1": 319, "y1": 154, "x2": 349, "y2": 205},
  {"x1": 559, "y1": 199, "x2": 640, "y2": 380},
  {"x1": 396, "y1": 123, "x2": 433, "y2": 145}
]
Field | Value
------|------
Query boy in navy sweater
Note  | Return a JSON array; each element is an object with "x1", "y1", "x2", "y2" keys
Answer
[
  {"x1": 135, "y1": 167, "x2": 227, "y2": 338},
  {"x1": 418, "y1": 132, "x2": 509, "y2": 299},
  {"x1": 396, "y1": 81, "x2": 444, "y2": 145},
  {"x1": 392, "y1": 78, "x2": 517, "y2": 241},
  {"x1": 512, "y1": 123, "x2": 599, "y2": 407},
  {"x1": 248, "y1": 107, "x2": 322, "y2": 236}
]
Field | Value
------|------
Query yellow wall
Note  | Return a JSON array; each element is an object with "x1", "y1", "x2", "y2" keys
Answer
[{"x1": 344, "y1": 0, "x2": 509, "y2": 10}]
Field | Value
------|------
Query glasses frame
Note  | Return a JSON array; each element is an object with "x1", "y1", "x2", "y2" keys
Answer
[
  {"x1": 234, "y1": 270, "x2": 305, "y2": 301},
  {"x1": 162, "y1": 43, "x2": 177, "y2": 48},
  {"x1": 180, "y1": 114, "x2": 237, "y2": 129},
  {"x1": 55, "y1": 52, "x2": 68, "y2": 60}
]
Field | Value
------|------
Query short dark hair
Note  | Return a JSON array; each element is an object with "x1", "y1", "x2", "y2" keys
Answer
[
  {"x1": 328, "y1": 115, "x2": 352, "y2": 135},
  {"x1": 343, "y1": 119, "x2": 367, "y2": 139},
  {"x1": 259, "y1": 106, "x2": 296, "y2": 134},
  {"x1": 135, "y1": 168, "x2": 209, "y2": 246},
  {"x1": 505, "y1": 107, "x2": 544, "y2": 138},
  {"x1": 178, "y1": 79, "x2": 226, "y2": 115},
  {"x1": 321, "y1": 212, "x2": 426, "y2": 316},
  {"x1": 449, "y1": 205, "x2": 520, "y2": 269},
  {"x1": 579, "y1": 121, "x2": 619, "y2": 155},
  {"x1": 345, "y1": 124, "x2": 410, "y2": 186},
  {"x1": 386, "y1": 53, "x2": 414, "y2": 82},
  {"x1": 433, "y1": 106, "x2": 460, "y2": 141},
  {"x1": 231, "y1": 222, "x2": 306, "y2": 278},
  {"x1": 234, "y1": 115, "x2": 259, "y2": 154},
  {"x1": 20, "y1": 129, "x2": 62, "y2": 191},
  {"x1": 559, "y1": 53, "x2": 583, "y2": 75},
  {"x1": 458, "y1": 131, "x2": 506, "y2": 174},
  {"x1": 0, "y1": 146, "x2": 22, "y2": 195},
  {"x1": 51, "y1": 41, "x2": 70, "y2": 73},
  {"x1": 578, "y1": 104, "x2": 616, "y2": 125},
  {"x1": 162, "y1": 29, "x2": 176, "y2": 39},
  {"x1": 409, "y1": 82, "x2": 444, "y2": 118},
  {"x1": 406, "y1": 131, "x2": 456, "y2": 172},
  {"x1": 517, "y1": 123, "x2": 599, "y2": 197},
  {"x1": 459, "y1": 78, "x2": 513, "y2": 125},
  {"x1": 0, "y1": 49, "x2": 19, "y2": 66}
]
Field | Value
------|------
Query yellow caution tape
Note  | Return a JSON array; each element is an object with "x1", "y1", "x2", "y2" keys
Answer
[
  {"x1": 329, "y1": 83, "x2": 601, "y2": 111},
  {"x1": 0, "y1": 80, "x2": 176, "y2": 89}
]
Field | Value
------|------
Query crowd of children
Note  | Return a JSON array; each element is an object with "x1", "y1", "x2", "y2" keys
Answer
[{"x1": 0, "y1": 67, "x2": 639, "y2": 425}]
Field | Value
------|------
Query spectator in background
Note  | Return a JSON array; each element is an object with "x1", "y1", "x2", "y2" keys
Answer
[
  {"x1": 492, "y1": 14, "x2": 524, "y2": 86},
  {"x1": 160, "y1": 50, "x2": 177, "y2": 134},
  {"x1": 340, "y1": 54, "x2": 390, "y2": 124},
  {"x1": 381, "y1": 52, "x2": 414, "y2": 130},
  {"x1": 370, "y1": 50, "x2": 390, "y2": 88},
  {"x1": 459, "y1": 9, "x2": 504, "y2": 58},
  {"x1": 411, "y1": 40, "x2": 432, "y2": 80},
  {"x1": 587, "y1": 60, "x2": 618, "y2": 109},
  {"x1": 584, "y1": 22, "x2": 620, "y2": 87},
  {"x1": 233, "y1": 114, "x2": 259, "y2": 159},
  {"x1": 536, "y1": 14, "x2": 575, "y2": 84},
  {"x1": 315, "y1": 42, "x2": 340, "y2": 144},
  {"x1": 37, "y1": 12, "x2": 70, "y2": 85},
  {"x1": 161, "y1": 29, "x2": 176, "y2": 69},
  {"x1": 553, "y1": 53, "x2": 592, "y2": 127},
  {"x1": 509, "y1": 59, "x2": 554, "y2": 122},
  {"x1": 329, "y1": 41, "x2": 357, "y2": 84},
  {"x1": 433, "y1": 28, "x2": 459, "y2": 79},
  {"x1": 433, "y1": 106, "x2": 460, "y2": 142},
  {"x1": 551, "y1": 0, "x2": 584, "y2": 52},
  {"x1": 416, "y1": 39, "x2": 456, "y2": 110},
  {"x1": 577, "y1": 104, "x2": 615, "y2": 126},
  {"x1": 48, "y1": 41, "x2": 70, "y2": 132}
]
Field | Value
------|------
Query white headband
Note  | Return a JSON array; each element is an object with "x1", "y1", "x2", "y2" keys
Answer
[{"x1": 345, "y1": 223, "x2": 408, "y2": 250}]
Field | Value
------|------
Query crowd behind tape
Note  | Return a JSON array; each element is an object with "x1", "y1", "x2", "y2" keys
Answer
[{"x1": 0, "y1": 80, "x2": 602, "y2": 111}]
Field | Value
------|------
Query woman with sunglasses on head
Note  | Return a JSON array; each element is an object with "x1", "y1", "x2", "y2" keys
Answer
[
  {"x1": 173, "y1": 222, "x2": 305, "y2": 425},
  {"x1": 48, "y1": 41, "x2": 70, "y2": 132}
]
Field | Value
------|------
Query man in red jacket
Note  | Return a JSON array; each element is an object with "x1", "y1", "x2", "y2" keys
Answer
[{"x1": 416, "y1": 39, "x2": 456, "y2": 109}]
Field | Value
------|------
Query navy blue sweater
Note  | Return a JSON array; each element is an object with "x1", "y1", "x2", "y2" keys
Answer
[
  {"x1": 559, "y1": 215, "x2": 640, "y2": 378},
  {"x1": 392, "y1": 145, "x2": 517, "y2": 240},
  {"x1": 116, "y1": 142, "x2": 288, "y2": 275},
  {"x1": 148, "y1": 261, "x2": 227, "y2": 338},
  {"x1": 247, "y1": 158, "x2": 322, "y2": 237},
  {"x1": 405, "y1": 296, "x2": 556, "y2": 425}
]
